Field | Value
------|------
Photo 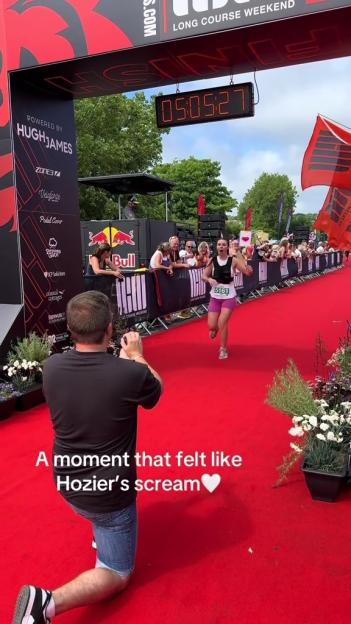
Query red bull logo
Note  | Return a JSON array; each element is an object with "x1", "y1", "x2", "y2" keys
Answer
[
  {"x1": 112, "y1": 253, "x2": 136, "y2": 269},
  {"x1": 88, "y1": 226, "x2": 135, "y2": 247},
  {"x1": 111, "y1": 227, "x2": 135, "y2": 247}
]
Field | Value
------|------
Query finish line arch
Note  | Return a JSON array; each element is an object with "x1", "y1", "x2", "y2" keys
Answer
[{"x1": 0, "y1": 0, "x2": 350, "y2": 350}]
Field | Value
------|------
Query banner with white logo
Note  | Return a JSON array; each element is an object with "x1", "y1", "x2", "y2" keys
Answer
[{"x1": 11, "y1": 80, "x2": 83, "y2": 339}]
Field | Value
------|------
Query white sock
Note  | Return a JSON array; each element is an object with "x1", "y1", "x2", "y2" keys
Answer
[{"x1": 46, "y1": 595, "x2": 56, "y2": 619}]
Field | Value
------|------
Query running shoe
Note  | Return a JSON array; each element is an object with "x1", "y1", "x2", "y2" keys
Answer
[
  {"x1": 12, "y1": 585, "x2": 52, "y2": 623},
  {"x1": 219, "y1": 347, "x2": 228, "y2": 360}
]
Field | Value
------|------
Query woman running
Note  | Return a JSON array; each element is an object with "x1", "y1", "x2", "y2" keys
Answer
[{"x1": 202, "y1": 238, "x2": 253, "y2": 359}]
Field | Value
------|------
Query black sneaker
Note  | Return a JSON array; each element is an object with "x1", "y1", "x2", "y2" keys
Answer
[{"x1": 13, "y1": 585, "x2": 52, "y2": 623}]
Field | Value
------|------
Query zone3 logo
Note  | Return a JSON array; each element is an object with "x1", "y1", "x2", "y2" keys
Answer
[{"x1": 173, "y1": 0, "x2": 250, "y2": 16}]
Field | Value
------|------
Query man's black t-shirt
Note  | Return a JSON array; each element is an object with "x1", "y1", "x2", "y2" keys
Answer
[{"x1": 43, "y1": 350, "x2": 161, "y2": 512}]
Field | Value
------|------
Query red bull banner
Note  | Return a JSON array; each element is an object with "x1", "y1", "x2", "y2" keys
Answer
[
  {"x1": 83, "y1": 221, "x2": 137, "y2": 270},
  {"x1": 82, "y1": 219, "x2": 177, "y2": 271},
  {"x1": 301, "y1": 115, "x2": 351, "y2": 190}
]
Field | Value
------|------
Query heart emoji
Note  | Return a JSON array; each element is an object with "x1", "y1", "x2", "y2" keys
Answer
[
  {"x1": 241, "y1": 236, "x2": 249, "y2": 242},
  {"x1": 201, "y1": 473, "x2": 221, "y2": 493}
]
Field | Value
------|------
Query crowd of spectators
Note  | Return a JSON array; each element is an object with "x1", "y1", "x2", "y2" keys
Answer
[{"x1": 249, "y1": 236, "x2": 337, "y2": 263}]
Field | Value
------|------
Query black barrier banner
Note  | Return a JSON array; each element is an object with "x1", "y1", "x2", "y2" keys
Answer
[
  {"x1": 114, "y1": 254, "x2": 343, "y2": 323},
  {"x1": 189, "y1": 268, "x2": 210, "y2": 306},
  {"x1": 148, "y1": 268, "x2": 192, "y2": 317},
  {"x1": 115, "y1": 273, "x2": 148, "y2": 323}
]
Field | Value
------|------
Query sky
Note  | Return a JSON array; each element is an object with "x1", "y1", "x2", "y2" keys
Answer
[{"x1": 143, "y1": 56, "x2": 351, "y2": 215}]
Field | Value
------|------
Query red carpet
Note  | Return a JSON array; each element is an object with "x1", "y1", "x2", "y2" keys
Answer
[{"x1": 1, "y1": 266, "x2": 351, "y2": 624}]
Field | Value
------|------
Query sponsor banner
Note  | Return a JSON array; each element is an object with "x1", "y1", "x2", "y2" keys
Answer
[
  {"x1": 116, "y1": 274, "x2": 148, "y2": 321},
  {"x1": 189, "y1": 267, "x2": 208, "y2": 304},
  {"x1": 11, "y1": 82, "x2": 83, "y2": 334},
  {"x1": 233, "y1": 270, "x2": 244, "y2": 291},
  {"x1": 160, "y1": 0, "x2": 347, "y2": 42},
  {"x1": 111, "y1": 253, "x2": 341, "y2": 321},
  {"x1": 12, "y1": 85, "x2": 78, "y2": 217},
  {"x1": 18, "y1": 211, "x2": 83, "y2": 335},
  {"x1": 302, "y1": 115, "x2": 351, "y2": 191},
  {"x1": 280, "y1": 259, "x2": 289, "y2": 278},
  {"x1": 258, "y1": 262, "x2": 268, "y2": 283},
  {"x1": 82, "y1": 220, "x2": 139, "y2": 270}
]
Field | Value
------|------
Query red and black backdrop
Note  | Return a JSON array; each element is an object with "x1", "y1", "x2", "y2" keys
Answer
[{"x1": 0, "y1": 0, "x2": 351, "y2": 342}]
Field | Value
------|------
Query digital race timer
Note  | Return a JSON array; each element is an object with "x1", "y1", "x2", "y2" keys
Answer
[{"x1": 155, "y1": 82, "x2": 254, "y2": 128}]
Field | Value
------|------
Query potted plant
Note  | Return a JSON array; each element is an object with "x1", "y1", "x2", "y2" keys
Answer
[
  {"x1": 3, "y1": 359, "x2": 45, "y2": 410},
  {"x1": 3, "y1": 332, "x2": 53, "y2": 410},
  {"x1": 267, "y1": 356, "x2": 351, "y2": 502},
  {"x1": 0, "y1": 382, "x2": 19, "y2": 420}
]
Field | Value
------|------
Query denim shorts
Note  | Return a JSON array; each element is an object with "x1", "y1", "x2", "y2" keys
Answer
[{"x1": 69, "y1": 501, "x2": 137, "y2": 578}]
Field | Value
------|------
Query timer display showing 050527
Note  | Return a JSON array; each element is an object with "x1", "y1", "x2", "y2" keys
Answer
[{"x1": 155, "y1": 82, "x2": 254, "y2": 128}]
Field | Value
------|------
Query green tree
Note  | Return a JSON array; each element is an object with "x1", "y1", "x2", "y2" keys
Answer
[
  {"x1": 238, "y1": 173, "x2": 298, "y2": 238},
  {"x1": 75, "y1": 93, "x2": 168, "y2": 220},
  {"x1": 225, "y1": 218, "x2": 244, "y2": 238},
  {"x1": 291, "y1": 213, "x2": 318, "y2": 229},
  {"x1": 147, "y1": 157, "x2": 236, "y2": 223}
]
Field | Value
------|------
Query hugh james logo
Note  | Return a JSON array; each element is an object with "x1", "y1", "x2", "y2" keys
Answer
[
  {"x1": 35, "y1": 166, "x2": 61, "y2": 178},
  {"x1": 49, "y1": 238, "x2": 57, "y2": 248},
  {"x1": 39, "y1": 189, "x2": 61, "y2": 204}
]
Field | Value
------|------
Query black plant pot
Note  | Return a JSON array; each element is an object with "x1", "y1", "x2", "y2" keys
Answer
[
  {"x1": 301, "y1": 461, "x2": 348, "y2": 502},
  {"x1": 0, "y1": 397, "x2": 17, "y2": 420},
  {"x1": 16, "y1": 385, "x2": 45, "y2": 411}
]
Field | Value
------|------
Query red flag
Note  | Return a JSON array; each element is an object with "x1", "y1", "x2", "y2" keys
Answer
[
  {"x1": 301, "y1": 115, "x2": 351, "y2": 190},
  {"x1": 197, "y1": 193, "x2": 205, "y2": 216},
  {"x1": 313, "y1": 187, "x2": 351, "y2": 249},
  {"x1": 245, "y1": 207, "x2": 252, "y2": 230}
]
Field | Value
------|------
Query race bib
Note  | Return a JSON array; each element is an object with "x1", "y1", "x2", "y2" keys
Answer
[
  {"x1": 213, "y1": 286, "x2": 230, "y2": 296},
  {"x1": 210, "y1": 281, "x2": 236, "y2": 300}
]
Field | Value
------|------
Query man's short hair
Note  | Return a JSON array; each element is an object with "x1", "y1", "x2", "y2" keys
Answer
[{"x1": 67, "y1": 291, "x2": 112, "y2": 344}]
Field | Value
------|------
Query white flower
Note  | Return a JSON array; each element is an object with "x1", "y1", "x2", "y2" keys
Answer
[
  {"x1": 22, "y1": 377, "x2": 27, "y2": 381},
  {"x1": 320, "y1": 423, "x2": 329, "y2": 431},
  {"x1": 13, "y1": 360, "x2": 19, "y2": 367},
  {"x1": 289, "y1": 426, "x2": 304, "y2": 437},
  {"x1": 290, "y1": 443, "x2": 303, "y2": 453},
  {"x1": 292, "y1": 416, "x2": 304, "y2": 424},
  {"x1": 316, "y1": 433, "x2": 326, "y2": 441},
  {"x1": 309, "y1": 416, "x2": 318, "y2": 428},
  {"x1": 327, "y1": 431, "x2": 337, "y2": 441},
  {"x1": 3, "y1": 365, "x2": 7, "y2": 371}
]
